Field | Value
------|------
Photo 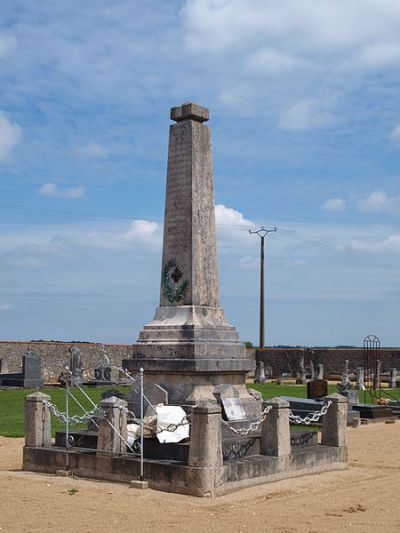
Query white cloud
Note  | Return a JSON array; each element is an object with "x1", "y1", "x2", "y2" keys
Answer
[
  {"x1": 78, "y1": 142, "x2": 109, "y2": 158},
  {"x1": 357, "y1": 191, "x2": 400, "y2": 213},
  {"x1": 0, "y1": 113, "x2": 21, "y2": 161},
  {"x1": 215, "y1": 204, "x2": 252, "y2": 227},
  {"x1": 356, "y1": 43, "x2": 400, "y2": 69},
  {"x1": 322, "y1": 198, "x2": 346, "y2": 212},
  {"x1": 0, "y1": 304, "x2": 11, "y2": 312},
  {"x1": 53, "y1": 219, "x2": 162, "y2": 251},
  {"x1": 0, "y1": 34, "x2": 17, "y2": 59},
  {"x1": 279, "y1": 98, "x2": 336, "y2": 130},
  {"x1": 390, "y1": 125, "x2": 400, "y2": 142},
  {"x1": 247, "y1": 48, "x2": 305, "y2": 75},
  {"x1": 39, "y1": 182, "x2": 85, "y2": 199},
  {"x1": 182, "y1": 1, "x2": 400, "y2": 55},
  {"x1": 350, "y1": 235, "x2": 400, "y2": 254}
]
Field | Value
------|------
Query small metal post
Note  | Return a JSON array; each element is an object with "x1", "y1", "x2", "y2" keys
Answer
[{"x1": 139, "y1": 367, "x2": 144, "y2": 481}]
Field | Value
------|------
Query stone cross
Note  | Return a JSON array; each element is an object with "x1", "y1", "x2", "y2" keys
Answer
[
  {"x1": 296, "y1": 352, "x2": 307, "y2": 384},
  {"x1": 315, "y1": 363, "x2": 324, "y2": 380}
]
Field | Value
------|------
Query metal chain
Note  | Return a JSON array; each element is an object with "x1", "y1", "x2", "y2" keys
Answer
[
  {"x1": 121, "y1": 405, "x2": 190, "y2": 434},
  {"x1": 222, "y1": 404, "x2": 273, "y2": 436},
  {"x1": 43, "y1": 399, "x2": 102, "y2": 425},
  {"x1": 157, "y1": 415, "x2": 191, "y2": 434},
  {"x1": 288, "y1": 400, "x2": 332, "y2": 425}
]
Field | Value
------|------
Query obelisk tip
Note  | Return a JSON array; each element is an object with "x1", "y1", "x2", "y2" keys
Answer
[{"x1": 170, "y1": 102, "x2": 209, "y2": 123}]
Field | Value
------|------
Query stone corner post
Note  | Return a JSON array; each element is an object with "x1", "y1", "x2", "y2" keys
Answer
[
  {"x1": 188, "y1": 402, "x2": 223, "y2": 468},
  {"x1": 24, "y1": 391, "x2": 51, "y2": 448},
  {"x1": 97, "y1": 396, "x2": 128, "y2": 456},
  {"x1": 321, "y1": 393, "x2": 347, "y2": 448},
  {"x1": 260, "y1": 397, "x2": 291, "y2": 457}
]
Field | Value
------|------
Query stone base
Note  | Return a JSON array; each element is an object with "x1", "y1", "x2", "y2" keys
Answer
[
  {"x1": 121, "y1": 368, "x2": 257, "y2": 412},
  {"x1": 23, "y1": 444, "x2": 348, "y2": 497},
  {"x1": 132, "y1": 305, "x2": 253, "y2": 368}
]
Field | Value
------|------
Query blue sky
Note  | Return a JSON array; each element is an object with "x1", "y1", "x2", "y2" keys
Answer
[{"x1": 1, "y1": 0, "x2": 400, "y2": 346}]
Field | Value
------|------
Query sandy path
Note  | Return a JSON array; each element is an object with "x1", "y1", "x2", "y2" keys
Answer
[{"x1": 1, "y1": 423, "x2": 400, "y2": 532}]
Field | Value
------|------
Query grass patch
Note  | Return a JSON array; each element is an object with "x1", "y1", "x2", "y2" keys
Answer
[
  {"x1": 0, "y1": 385, "x2": 131, "y2": 438},
  {"x1": 1, "y1": 382, "x2": 400, "y2": 438}
]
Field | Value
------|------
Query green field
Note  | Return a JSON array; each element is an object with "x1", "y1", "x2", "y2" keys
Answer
[{"x1": 1, "y1": 382, "x2": 399, "y2": 438}]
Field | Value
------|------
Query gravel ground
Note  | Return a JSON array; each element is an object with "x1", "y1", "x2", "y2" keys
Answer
[{"x1": 1, "y1": 422, "x2": 400, "y2": 532}]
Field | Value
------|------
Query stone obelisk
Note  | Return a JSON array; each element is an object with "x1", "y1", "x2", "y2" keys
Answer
[{"x1": 124, "y1": 103, "x2": 254, "y2": 404}]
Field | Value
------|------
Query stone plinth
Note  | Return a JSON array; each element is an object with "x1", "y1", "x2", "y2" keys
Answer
[{"x1": 124, "y1": 103, "x2": 254, "y2": 405}]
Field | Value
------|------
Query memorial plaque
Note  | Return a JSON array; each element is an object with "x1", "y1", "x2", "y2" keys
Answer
[
  {"x1": 307, "y1": 379, "x2": 328, "y2": 399},
  {"x1": 222, "y1": 397, "x2": 247, "y2": 421}
]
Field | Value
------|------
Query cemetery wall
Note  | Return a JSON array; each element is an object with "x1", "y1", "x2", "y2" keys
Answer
[
  {"x1": 0, "y1": 341, "x2": 133, "y2": 382},
  {"x1": 255, "y1": 347, "x2": 400, "y2": 377},
  {"x1": 1, "y1": 341, "x2": 400, "y2": 383}
]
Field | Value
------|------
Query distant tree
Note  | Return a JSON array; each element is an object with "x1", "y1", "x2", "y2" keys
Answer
[{"x1": 243, "y1": 341, "x2": 253, "y2": 348}]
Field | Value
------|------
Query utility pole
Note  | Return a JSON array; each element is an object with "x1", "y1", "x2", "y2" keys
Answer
[{"x1": 249, "y1": 226, "x2": 276, "y2": 349}]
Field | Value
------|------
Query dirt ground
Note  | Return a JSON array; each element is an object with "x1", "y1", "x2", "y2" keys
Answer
[{"x1": 1, "y1": 423, "x2": 400, "y2": 533}]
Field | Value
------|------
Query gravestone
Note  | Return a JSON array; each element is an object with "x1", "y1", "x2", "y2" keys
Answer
[
  {"x1": 315, "y1": 363, "x2": 324, "y2": 380},
  {"x1": 296, "y1": 352, "x2": 307, "y2": 384},
  {"x1": 390, "y1": 368, "x2": 398, "y2": 389},
  {"x1": 254, "y1": 361, "x2": 266, "y2": 383},
  {"x1": 1, "y1": 350, "x2": 43, "y2": 388},
  {"x1": 69, "y1": 346, "x2": 83, "y2": 386},
  {"x1": 123, "y1": 103, "x2": 256, "y2": 410},
  {"x1": 124, "y1": 383, "x2": 168, "y2": 418},
  {"x1": 22, "y1": 351, "x2": 43, "y2": 388},
  {"x1": 356, "y1": 367, "x2": 365, "y2": 390},
  {"x1": 0, "y1": 358, "x2": 8, "y2": 374},
  {"x1": 94, "y1": 345, "x2": 112, "y2": 384},
  {"x1": 307, "y1": 379, "x2": 328, "y2": 399}
]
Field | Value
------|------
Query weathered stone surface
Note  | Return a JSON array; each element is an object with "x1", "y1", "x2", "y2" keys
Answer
[
  {"x1": 307, "y1": 379, "x2": 328, "y2": 399},
  {"x1": 170, "y1": 102, "x2": 209, "y2": 123},
  {"x1": 188, "y1": 403, "x2": 223, "y2": 468},
  {"x1": 321, "y1": 393, "x2": 347, "y2": 448},
  {"x1": 24, "y1": 392, "x2": 51, "y2": 448},
  {"x1": 260, "y1": 397, "x2": 291, "y2": 457},
  {"x1": 125, "y1": 103, "x2": 255, "y2": 404},
  {"x1": 97, "y1": 396, "x2": 128, "y2": 456}
]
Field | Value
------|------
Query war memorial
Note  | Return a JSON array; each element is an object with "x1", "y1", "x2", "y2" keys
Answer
[{"x1": 17, "y1": 103, "x2": 350, "y2": 497}]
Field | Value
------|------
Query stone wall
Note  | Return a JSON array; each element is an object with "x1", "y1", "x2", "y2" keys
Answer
[
  {"x1": 1, "y1": 341, "x2": 400, "y2": 384},
  {"x1": 0, "y1": 341, "x2": 133, "y2": 383},
  {"x1": 255, "y1": 347, "x2": 400, "y2": 377}
]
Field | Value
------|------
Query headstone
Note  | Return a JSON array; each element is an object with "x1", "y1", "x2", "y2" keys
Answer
[
  {"x1": 309, "y1": 359, "x2": 316, "y2": 380},
  {"x1": 307, "y1": 379, "x2": 328, "y2": 399},
  {"x1": 356, "y1": 367, "x2": 365, "y2": 390},
  {"x1": 254, "y1": 361, "x2": 266, "y2": 383},
  {"x1": 221, "y1": 397, "x2": 247, "y2": 421},
  {"x1": 22, "y1": 350, "x2": 43, "y2": 388},
  {"x1": 124, "y1": 383, "x2": 168, "y2": 418},
  {"x1": 69, "y1": 346, "x2": 83, "y2": 386},
  {"x1": 315, "y1": 363, "x2": 324, "y2": 380},
  {"x1": 296, "y1": 352, "x2": 307, "y2": 384},
  {"x1": 265, "y1": 365, "x2": 273, "y2": 379},
  {"x1": 338, "y1": 359, "x2": 351, "y2": 391},
  {"x1": 390, "y1": 368, "x2": 397, "y2": 389},
  {"x1": 0, "y1": 358, "x2": 8, "y2": 374},
  {"x1": 340, "y1": 389, "x2": 359, "y2": 406},
  {"x1": 94, "y1": 345, "x2": 112, "y2": 383}
]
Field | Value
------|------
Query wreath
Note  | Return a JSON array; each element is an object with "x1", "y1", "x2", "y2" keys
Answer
[{"x1": 162, "y1": 259, "x2": 188, "y2": 303}]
